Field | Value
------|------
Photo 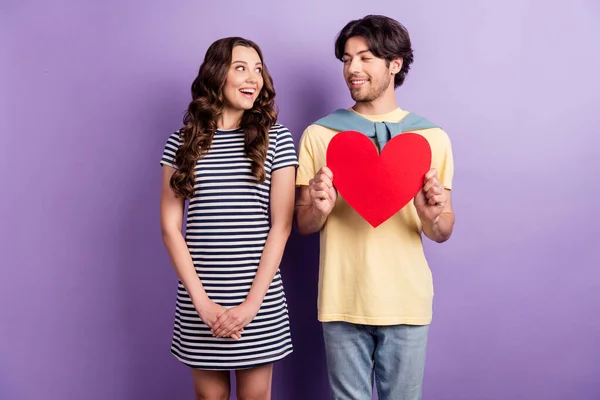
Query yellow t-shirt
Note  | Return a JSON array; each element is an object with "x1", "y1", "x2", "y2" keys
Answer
[{"x1": 296, "y1": 107, "x2": 454, "y2": 325}]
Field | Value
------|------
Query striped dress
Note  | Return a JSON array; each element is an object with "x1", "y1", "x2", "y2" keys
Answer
[{"x1": 160, "y1": 124, "x2": 298, "y2": 370}]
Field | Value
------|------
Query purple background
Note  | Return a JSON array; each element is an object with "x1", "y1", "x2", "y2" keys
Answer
[{"x1": 1, "y1": 0, "x2": 599, "y2": 399}]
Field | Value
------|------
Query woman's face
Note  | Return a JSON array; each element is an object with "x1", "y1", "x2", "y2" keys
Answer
[{"x1": 222, "y1": 45, "x2": 264, "y2": 112}]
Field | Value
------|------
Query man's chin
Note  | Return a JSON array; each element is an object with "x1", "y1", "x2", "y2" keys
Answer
[
  {"x1": 351, "y1": 93, "x2": 372, "y2": 102},
  {"x1": 349, "y1": 89, "x2": 366, "y2": 102}
]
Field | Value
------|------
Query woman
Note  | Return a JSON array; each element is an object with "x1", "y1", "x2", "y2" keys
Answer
[{"x1": 159, "y1": 37, "x2": 298, "y2": 399}]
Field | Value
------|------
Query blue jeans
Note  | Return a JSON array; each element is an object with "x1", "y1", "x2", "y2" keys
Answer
[{"x1": 322, "y1": 322, "x2": 429, "y2": 400}]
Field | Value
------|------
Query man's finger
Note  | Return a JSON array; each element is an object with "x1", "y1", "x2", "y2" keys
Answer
[
  {"x1": 424, "y1": 177, "x2": 441, "y2": 193},
  {"x1": 314, "y1": 190, "x2": 330, "y2": 201},
  {"x1": 317, "y1": 182, "x2": 330, "y2": 191},
  {"x1": 428, "y1": 195, "x2": 444, "y2": 206},
  {"x1": 424, "y1": 168, "x2": 437, "y2": 181},
  {"x1": 321, "y1": 166, "x2": 334, "y2": 179},
  {"x1": 426, "y1": 185, "x2": 441, "y2": 198},
  {"x1": 320, "y1": 175, "x2": 333, "y2": 188}
]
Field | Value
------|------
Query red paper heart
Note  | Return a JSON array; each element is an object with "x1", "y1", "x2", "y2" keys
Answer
[{"x1": 326, "y1": 131, "x2": 432, "y2": 228}]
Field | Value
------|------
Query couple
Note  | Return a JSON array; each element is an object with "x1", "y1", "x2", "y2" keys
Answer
[{"x1": 159, "y1": 14, "x2": 455, "y2": 400}]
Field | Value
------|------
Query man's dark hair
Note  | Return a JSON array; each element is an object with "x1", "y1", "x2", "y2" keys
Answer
[{"x1": 335, "y1": 15, "x2": 414, "y2": 88}]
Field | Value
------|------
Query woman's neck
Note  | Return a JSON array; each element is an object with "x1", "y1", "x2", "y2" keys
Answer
[{"x1": 217, "y1": 108, "x2": 243, "y2": 130}]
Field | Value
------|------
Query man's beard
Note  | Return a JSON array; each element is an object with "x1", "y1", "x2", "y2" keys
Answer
[{"x1": 350, "y1": 74, "x2": 392, "y2": 102}]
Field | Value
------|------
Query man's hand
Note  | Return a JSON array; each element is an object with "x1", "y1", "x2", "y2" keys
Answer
[
  {"x1": 414, "y1": 168, "x2": 448, "y2": 224},
  {"x1": 308, "y1": 166, "x2": 337, "y2": 216}
]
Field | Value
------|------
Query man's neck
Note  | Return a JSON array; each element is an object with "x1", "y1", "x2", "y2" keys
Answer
[{"x1": 351, "y1": 90, "x2": 398, "y2": 116}]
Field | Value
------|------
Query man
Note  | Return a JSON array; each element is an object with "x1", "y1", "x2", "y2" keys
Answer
[{"x1": 294, "y1": 15, "x2": 455, "y2": 400}]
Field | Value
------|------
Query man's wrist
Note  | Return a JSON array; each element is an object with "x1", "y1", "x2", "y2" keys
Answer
[
  {"x1": 310, "y1": 204, "x2": 329, "y2": 223},
  {"x1": 421, "y1": 213, "x2": 441, "y2": 229}
]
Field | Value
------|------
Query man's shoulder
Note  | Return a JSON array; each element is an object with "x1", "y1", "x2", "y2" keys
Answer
[
  {"x1": 303, "y1": 122, "x2": 340, "y2": 133},
  {"x1": 297, "y1": 126, "x2": 339, "y2": 156},
  {"x1": 400, "y1": 110, "x2": 451, "y2": 141},
  {"x1": 415, "y1": 124, "x2": 451, "y2": 144}
]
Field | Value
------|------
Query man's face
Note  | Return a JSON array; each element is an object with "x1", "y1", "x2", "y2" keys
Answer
[{"x1": 342, "y1": 36, "x2": 398, "y2": 103}]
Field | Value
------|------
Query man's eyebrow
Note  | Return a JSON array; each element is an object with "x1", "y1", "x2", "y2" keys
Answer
[{"x1": 342, "y1": 49, "x2": 372, "y2": 57}]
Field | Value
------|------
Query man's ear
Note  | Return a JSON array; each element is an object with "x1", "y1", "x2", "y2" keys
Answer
[{"x1": 390, "y1": 58, "x2": 403, "y2": 75}]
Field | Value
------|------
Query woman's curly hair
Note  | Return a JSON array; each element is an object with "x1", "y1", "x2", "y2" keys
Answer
[{"x1": 170, "y1": 37, "x2": 277, "y2": 198}]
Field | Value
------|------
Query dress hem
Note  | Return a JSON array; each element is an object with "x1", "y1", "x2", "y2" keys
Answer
[{"x1": 170, "y1": 348, "x2": 294, "y2": 371}]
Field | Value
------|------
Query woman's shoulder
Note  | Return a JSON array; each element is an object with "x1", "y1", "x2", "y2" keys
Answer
[
  {"x1": 268, "y1": 123, "x2": 293, "y2": 136},
  {"x1": 165, "y1": 129, "x2": 183, "y2": 143}
]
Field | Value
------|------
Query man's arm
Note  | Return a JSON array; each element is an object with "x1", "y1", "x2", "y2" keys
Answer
[{"x1": 295, "y1": 185, "x2": 328, "y2": 235}]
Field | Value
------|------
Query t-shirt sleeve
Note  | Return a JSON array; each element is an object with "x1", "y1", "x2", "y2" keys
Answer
[
  {"x1": 295, "y1": 126, "x2": 316, "y2": 186},
  {"x1": 271, "y1": 125, "x2": 299, "y2": 172},
  {"x1": 160, "y1": 131, "x2": 182, "y2": 169},
  {"x1": 436, "y1": 130, "x2": 454, "y2": 190}
]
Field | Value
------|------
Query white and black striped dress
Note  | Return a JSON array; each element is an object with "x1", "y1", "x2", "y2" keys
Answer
[{"x1": 160, "y1": 124, "x2": 298, "y2": 370}]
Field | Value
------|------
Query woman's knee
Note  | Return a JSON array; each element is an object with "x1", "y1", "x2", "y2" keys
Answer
[
  {"x1": 192, "y1": 369, "x2": 230, "y2": 400},
  {"x1": 194, "y1": 384, "x2": 230, "y2": 400},
  {"x1": 235, "y1": 364, "x2": 273, "y2": 400}
]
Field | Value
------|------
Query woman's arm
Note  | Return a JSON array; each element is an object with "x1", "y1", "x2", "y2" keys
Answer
[{"x1": 246, "y1": 165, "x2": 296, "y2": 307}]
